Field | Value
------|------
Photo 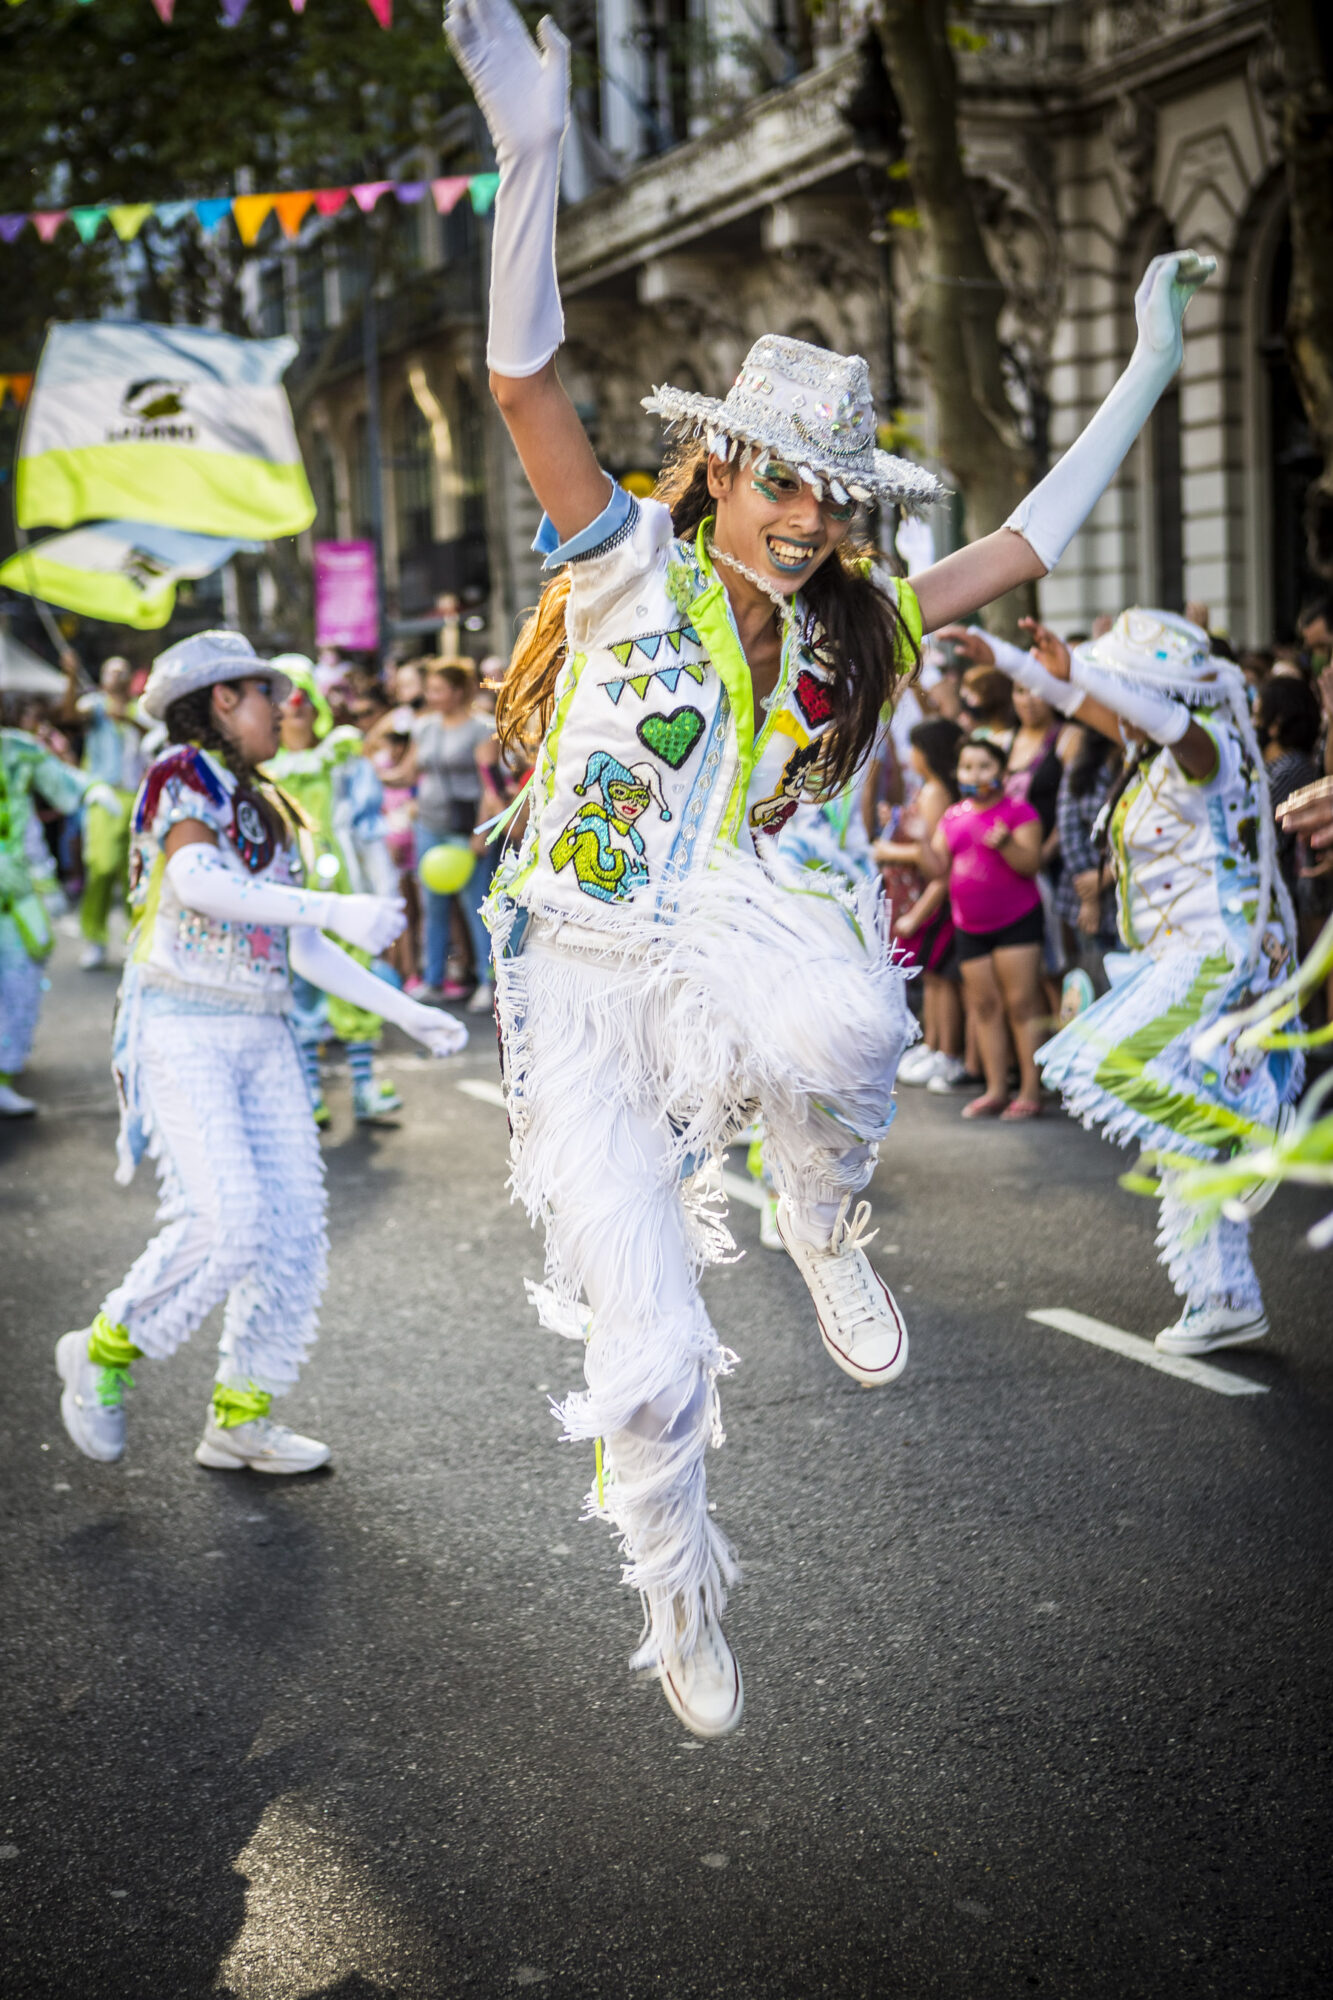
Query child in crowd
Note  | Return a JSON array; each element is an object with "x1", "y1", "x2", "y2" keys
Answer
[{"x1": 875, "y1": 718, "x2": 965, "y2": 1087}]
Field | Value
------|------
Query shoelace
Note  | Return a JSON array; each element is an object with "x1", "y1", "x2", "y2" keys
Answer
[
  {"x1": 818, "y1": 1199, "x2": 885, "y2": 1333},
  {"x1": 95, "y1": 1364, "x2": 135, "y2": 1408}
]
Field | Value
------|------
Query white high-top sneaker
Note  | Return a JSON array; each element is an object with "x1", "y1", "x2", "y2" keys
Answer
[
  {"x1": 777, "y1": 1195, "x2": 908, "y2": 1387},
  {"x1": 1155, "y1": 1302, "x2": 1269, "y2": 1355},
  {"x1": 0, "y1": 1082, "x2": 37, "y2": 1117},
  {"x1": 56, "y1": 1329, "x2": 128, "y2": 1462},
  {"x1": 195, "y1": 1413, "x2": 331, "y2": 1474},
  {"x1": 658, "y1": 1598, "x2": 744, "y2": 1740}
]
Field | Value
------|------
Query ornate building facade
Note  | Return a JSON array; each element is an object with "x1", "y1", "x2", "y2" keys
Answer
[{"x1": 276, "y1": 0, "x2": 1315, "y2": 656}]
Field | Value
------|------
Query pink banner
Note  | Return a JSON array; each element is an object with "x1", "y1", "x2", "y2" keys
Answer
[{"x1": 314, "y1": 541, "x2": 378, "y2": 651}]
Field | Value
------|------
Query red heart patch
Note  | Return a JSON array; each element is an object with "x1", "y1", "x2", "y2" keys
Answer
[{"x1": 793, "y1": 668, "x2": 833, "y2": 728}]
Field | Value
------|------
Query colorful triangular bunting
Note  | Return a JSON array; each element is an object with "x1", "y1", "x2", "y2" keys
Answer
[
  {"x1": 394, "y1": 181, "x2": 428, "y2": 204},
  {"x1": 70, "y1": 208, "x2": 106, "y2": 244},
  {"x1": 628, "y1": 675, "x2": 652, "y2": 700},
  {"x1": 273, "y1": 191, "x2": 315, "y2": 239},
  {"x1": 637, "y1": 634, "x2": 663, "y2": 661},
  {"x1": 469, "y1": 173, "x2": 500, "y2": 215},
  {"x1": 666, "y1": 629, "x2": 682, "y2": 652},
  {"x1": 657, "y1": 667, "x2": 681, "y2": 694},
  {"x1": 32, "y1": 212, "x2": 67, "y2": 244},
  {"x1": 220, "y1": 0, "x2": 250, "y2": 22},
  {"x1": 611, "y1": 642, "x2": 634, "y2": 668},
  {"x1": 352, "y1": 181, "x2": 393, "y2": 213},
  {"x1": 231, "y1": 194, "x2": 275, "y2": 246},
  {"x1": 603, "y1": 681, "x2": 625, "y2": 705},
  {"x1": 431, "y1": 176, "x2": 471, "y2": 215},
  {"x1": 150, "y1": 0, "x2": 175, "y2": 20},
  {"x1": 194, "y1": 197, "x2": 232, "y2": 233},
  {"x1": 0, "y1": 217, "x2": 26, "y2": 244},
  {"x1": 109, "y1": 204, "x2": 154, "y2": 242},
  {"x1": 154, "y1": 201, "x2": 194, "y2": 228},
  {"x1": 313, "y1": 189, "x2": 349, "y2": 217},
  {"x1": 364, "y1": 0, "x2": 392, "y2": 26}
]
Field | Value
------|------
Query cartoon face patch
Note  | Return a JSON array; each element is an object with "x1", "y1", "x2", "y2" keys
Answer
[
  {"x1": 231, "y1": 795, "x2": 276, "y2": 873},
  {"x1": 549, "y1": 750, "x2": 671, "y2": 904},
  {"x1": 749, "y1": 740, "x2": 822, "y2": 838}
]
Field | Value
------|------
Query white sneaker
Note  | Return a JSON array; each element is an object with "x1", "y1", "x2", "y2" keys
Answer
[
  {"x1": 56, "y1": 1329, "x2": 127, "y2": 1463},
  {"x1": 195, "y1": 1414, "x2": 331, "y2": 1474},
  {"x1": 895, "y1": 1043, "x2": 938, "y2": 1085},
  {"x1": 0, "y1": 1082, "x2": 36, "y2": 1117},
  {"x1": 759, "y1": 1194, "x2": 785, "y2": 1253},
  {"x1": 467, "y1": 978, "x2": 495, "y2": 1014},
  {"x1": 1155, "y1": 1303, "x2": 1269, "y2": 1355},
  {"x1": 79, "y1": 941, "x2": 107, "y2": 971},
  {"x1": 777, "y1": 1195, "x2": 908, "y2": 1387},
  {"x1": 352, "y1": 1078, "x2": 403, "y2": 1123},
  {"x1": 658, "y1": 1600, "x2": 744, "y2": 1740},
  {"x1": 926, "y1": 1058, "x2": 972, "y2": 1093}
]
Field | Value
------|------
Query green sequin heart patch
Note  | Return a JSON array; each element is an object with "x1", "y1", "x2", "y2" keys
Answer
[{"x1": 636, "y1": 705, "x2": 705, "y2": 770}]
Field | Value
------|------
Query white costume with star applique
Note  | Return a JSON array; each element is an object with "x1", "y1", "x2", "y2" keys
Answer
[
  {"x1": 101, "y1": 744, "x2": 327, "y2": 1397},
  {"x1": 488, "y1": 504, "x2": 919, "y2": 1669}
]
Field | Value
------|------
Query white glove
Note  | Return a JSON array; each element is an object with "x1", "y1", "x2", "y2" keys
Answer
[
  {"x1": 446, "y1": 0, "x2": 569, "y2": 377},
  {"x1": 84, "y1": 782, "x2": 122, "y2": 815},
  {"x1": 288, "y1": 929, "x2": 469, "y2": 1055},
  {"x1": 973, "y1": 630, "x2": 1085, "y2": 718},
  {"x1": 324, "y1": 892, "x2": 407, "y2": 955},
  {"x1": 1006, "y1": 251, "x2": 1215, "y2": 570},
  {"x1": 165, "y1": 845, "x2": 407, "y2": 947},
  {"x1": 1071, "y1": 655, "x2": 1190, "y2": 746}
]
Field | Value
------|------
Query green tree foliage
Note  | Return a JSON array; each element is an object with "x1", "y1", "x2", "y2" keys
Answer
[{"x1": 0, "y1": 0, "x2": 470, "y2": 364}]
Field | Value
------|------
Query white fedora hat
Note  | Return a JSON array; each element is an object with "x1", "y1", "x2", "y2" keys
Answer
[
  {"x1": 642, "y1": 334, "x2": 946, "y2": 512},
  {"x1": 140, "y1": 629, "x2": 293, "y2": 722}
]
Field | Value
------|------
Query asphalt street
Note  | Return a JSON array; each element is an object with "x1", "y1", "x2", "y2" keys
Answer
[{"x1": 2, "y1": 932, "x2": 1331, "y2": 1999}]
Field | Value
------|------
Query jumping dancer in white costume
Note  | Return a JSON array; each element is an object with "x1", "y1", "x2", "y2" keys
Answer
[
  {"x1": 448, "y1": 0, "x2": 1213, "y2": 1736},
  {"x1": 968, "y1": 612, "x2": 1301, "y2": 1352},
  {"x1": 56, "y1": 632, "x2": 466, "y2": 1475}
]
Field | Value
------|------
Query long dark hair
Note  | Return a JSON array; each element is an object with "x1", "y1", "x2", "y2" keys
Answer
[
  {"x1": 163, "y1": 683, "x2": 289, "y2": 850},
  {"x1": 497, "y1": 439, "x2": 921, "y2": 795},
  {"x1": 908, "y1": 716, "x2": 963, "y2": 800}
]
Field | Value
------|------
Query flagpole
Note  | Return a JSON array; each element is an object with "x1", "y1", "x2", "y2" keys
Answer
[{"x1": 7, "y1": 334, "x2": 75, "y2": 659}]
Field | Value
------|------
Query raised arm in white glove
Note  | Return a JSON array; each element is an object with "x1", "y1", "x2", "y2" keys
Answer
[
  {"x1": 165, "y1": 844, "x2": 407, "y2": 953},
  {"x1": 1006, "y1": 251, "x2": 1215, "y2": 571},
  {"x1": 287, "y1": 930, "x2": 469, "y2": 1059},
  {"x1": 1070, "y1": 653, "x2": 1190, "y2": 746},
  {"x1": 446, "y1": 0, "x2": 569, "y2": 378},
  {"x1": 963, "y1": 628, "x2": 1086, "y2": 718}
]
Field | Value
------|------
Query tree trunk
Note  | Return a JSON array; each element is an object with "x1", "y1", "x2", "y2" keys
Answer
[
  {"x1": 875, "y1": 0, "x2": 1035, "y2": 633},
  {"x1": 1272, "y1": 0, "x2": 1333, "y2": 580}
]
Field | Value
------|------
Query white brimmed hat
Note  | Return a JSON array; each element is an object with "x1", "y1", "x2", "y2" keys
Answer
[
  {"x1": 139, "y1": 629, "x2": 293, "y2": 722},
  {"x1": 1073, "y1": 609, "x2": 1238, "y2": 706},
  {"x1": 642, "y1": 334, "x2": 946, "y2": 512}
]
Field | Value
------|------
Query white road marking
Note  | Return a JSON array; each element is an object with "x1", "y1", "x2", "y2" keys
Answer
[
  {"x1": 1027, "y1": 1308, "x2": 1268, "y2": 1397},
  {"x1": 456, "y1": 1078, "x2": 507, "y2": 1109}
]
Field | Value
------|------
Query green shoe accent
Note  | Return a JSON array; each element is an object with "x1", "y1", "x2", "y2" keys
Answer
[
  {"x1": 312, "y1": 1096, "x2": 331, "y2": 1129},
  {"x1": 211, "y1": 1383, "x2": 273, "y2": 1430},
  {"x1": 87, "y1": 1312, "x2": 141, "y2": 1405}
]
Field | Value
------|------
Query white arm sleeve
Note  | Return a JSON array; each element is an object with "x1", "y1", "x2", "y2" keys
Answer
[
  {"x1": 166, "y1": 846, "x2": 407, "y2": 953},
  {"x1": 1071, "y1": 657, "x2": 1191, "y2": 745},
  {"x1": 166, "y1": 845, "x2": 340, "y2": 931},
  {"x1": 973, "y1": 631, "x2": 1085, "y2": 718},
  {"x1": 288, "y1": 931, "x2": 468, "y2": 1056},
  {"x1": 447, "y1": 0, "x2": 570, "y2": 377},
  {"x1": 1005, "y1": 251, "x2": 1213, "y2": 570}
]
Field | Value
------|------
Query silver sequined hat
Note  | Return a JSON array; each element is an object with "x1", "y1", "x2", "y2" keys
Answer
[
  {"x1": 1072, "y1": 609, "x2": 1241, "y2": 707},
  {"x1": 642, "y1": 334, "x2": 946, "y2": 512},
  {"x1": 140, "y1": 629, "x2": 293, "y2": 722}
]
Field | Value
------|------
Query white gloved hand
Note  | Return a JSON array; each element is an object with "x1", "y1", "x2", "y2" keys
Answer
[
  {"x1": 446, "y1": 0, "x2": 569, "y2": 376},
  {"x1": 411, "y1": 1009, "x2": 470, "y2": 1059},
  {"x1": 84, "y1": 782, "x2": 122, "y2": 816},
  {"x1": 1071, "y1": 654, "x2": 1190, "y2": 746},
  {"x1": 1006, "y1": 249, "x2": 1215, "y2": 572},
  {"x1": 972, "y1": 630, "x2": 1085, "y2": 718},
  {"x1": 325, "y1": 893, "x2": 407, "y2": 955}
]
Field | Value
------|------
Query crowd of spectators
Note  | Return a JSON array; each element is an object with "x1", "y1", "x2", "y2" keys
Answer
[{"x1": 872, "y1": 592, "x2": 1333, "y2": 1119}]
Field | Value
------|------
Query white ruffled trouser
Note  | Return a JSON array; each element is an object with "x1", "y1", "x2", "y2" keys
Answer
[
  {"x1": 102, "y1": 1012, "x2": 328, "y2": 1395},
  {"x1": 497, "y1": 854, "x2": 912, "y2": 1668},
  {"x1": 0, "y1": 942, "x2": 43, "y2": 1076}
]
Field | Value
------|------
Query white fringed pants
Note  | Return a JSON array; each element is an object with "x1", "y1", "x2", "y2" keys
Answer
[
  {"x1": 1156, "y1": 1173, "x2": 1261, "y2": 1315},
  {"x1": 496, "y1": 855, "x2": 912, "y2": 1668},
  {"x1": 103, "y1": 1012, "x2": 328, "y2": 1395},
  {"x1": 0, "y1": 947, "x2": 42, "y2": 1076}
]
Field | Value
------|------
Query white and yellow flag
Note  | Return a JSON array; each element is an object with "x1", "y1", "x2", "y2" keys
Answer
[{"x1": 17, "y1": 321, "x2": 315, "y2": 541}]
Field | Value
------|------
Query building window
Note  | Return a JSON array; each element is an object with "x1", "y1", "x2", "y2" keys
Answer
[
  {"x1": 338, "y1": 231, "x2": 368, "y2": 322},
  {"x1": 258, "y1": 263, "x2": 285, "y2": 339},
  {"x1": 308, "y1": 431, "x2": 339, "y2": 538},
  {"x1": 297, "y1": 244, "x2": 326, "y2": 340},
  {"x1": 1150, "y1": 379, "x2": 1184, "y2": 614},
  {"x1": 1264, "y1": 226, "x2": 1323, "y2": 641},
  {"x1": 393, "y1": 393, "x2": 435, "y2": 559},
  {"x1": 349, "y1": 413, "x2": 379, "y2": 542}
]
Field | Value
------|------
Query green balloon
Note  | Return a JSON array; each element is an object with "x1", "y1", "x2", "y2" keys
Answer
[{"x1": 418, "y1": 842, "x2": 476, "y2": 896}]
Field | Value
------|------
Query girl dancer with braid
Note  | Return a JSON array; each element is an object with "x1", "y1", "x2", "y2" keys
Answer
[
  {"x1": 56, "y1": 632, "x2": 466, "y2": 1476},
  {"x1": 448, "y1": 0, "x2": 1213, "y2": 1735}
]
